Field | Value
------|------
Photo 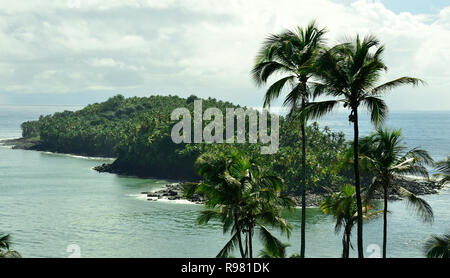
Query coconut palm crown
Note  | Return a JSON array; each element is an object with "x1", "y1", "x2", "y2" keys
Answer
[
  {"x1": 251, "y1": 20, "x2": 326, "y2": 258},
  {"x1": 299, "y1": 35, "x2": 424, "y2": 258},
  {"x1": 357, "y1": 128, "x2": 434, "y2": 257}
]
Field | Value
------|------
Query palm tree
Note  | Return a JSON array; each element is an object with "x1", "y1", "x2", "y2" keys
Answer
[
  {"x1": 424, "y1": 232, "x2": 449, "y2": 258},
  {"x1": 0, "y1": 233, "x2": 21, "y2": 258},
  {"x1": 252, "y1": 21, "x2": 326, "y2": 258},
  {"x1": 185, "y1": 151, "x2": 294, "y2": 258},
  {"x1": 357, "y1": 128, "x2": 434, "y2": 258},
  {"x1": 320, "y1": 185, "x2": 382, "y2": 258},
  {"x1": 301, "y1": 35, "x2": 424, "y2": 257},
  {"x1": 434, "y1": 157, "x2": 450, "y2": 185}
]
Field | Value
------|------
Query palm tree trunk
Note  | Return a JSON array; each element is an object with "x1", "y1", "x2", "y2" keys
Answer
[
  {"x1": 345, "y1": 229, "x2": 351, "y2": 258},
  {"x1": 300, "y1": 121, "x2": 307, "y2": 258},
  {"x1": 244, "y1": 232, "x2": 248, "y2": 258},
  {"x1": 248, "y1": 228, "x2": 253, "y2": 258},
  {"x1": 342, "y1": 234, "x2": 347, "y2": 258},
  {"x1": 352, "y1": 108, "x2": 364, "y2": 258},
  {"x1": 234, "y1": 214, "x2": 245, "y2": 258},
  {"x1": 383, "y1": 182, "x2": 388, "y2": 258}
]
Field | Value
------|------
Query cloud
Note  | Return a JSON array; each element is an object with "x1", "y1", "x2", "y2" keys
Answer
[{"x1": 0, "y1": 0, "x2": 449, "y2": 110}]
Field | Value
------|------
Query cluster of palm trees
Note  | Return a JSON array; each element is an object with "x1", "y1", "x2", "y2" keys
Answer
[
  {"x1": 320, "y1": 185, "x2": 382, "y2": 258},
  {"x1": 325, "y1": 128, "x2": 435, "y2": 258},
  {"x1": 251, "y1": 21, "x2": 438, "y2": 258},
  {"x1": 184, "y1": 151, "x2": 295, "y2": 258}
]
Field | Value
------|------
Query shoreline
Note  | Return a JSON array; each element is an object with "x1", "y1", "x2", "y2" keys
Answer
[
  {"x1": 3, "y1": 137, "x2": 445, "y2": 207},
  {"x1": 0, "y1": 138, "x2": 115, "y2": 161},
  {"x1": 138, "y1": 180, "x2": 445, "y2": 208}
]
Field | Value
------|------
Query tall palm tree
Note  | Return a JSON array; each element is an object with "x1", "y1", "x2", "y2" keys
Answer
[
  {"x1": 301, "y1": 35, "x2": 424, "y2": 257},
  {"x1": 320, "y1": 185, "x2": 382, "y2": 258},
  {"x1": 0, "y1": 233, "x2": 21, "y2": 258},
  {"x1": 252, "y1": 21, "x2": 326, "y2": 258},
  {"x1": 184, "y1": 151, "x2": 294, "y2": 258},
  {"x1": 434, "y1": 157, "x2": 450, "y2": 185},
  {"x1": 357, "y1": 128, "x2": 434, "y2": 258},
  {"x1": 424, "y1": 232, "x2": 449, "y2": 258}
]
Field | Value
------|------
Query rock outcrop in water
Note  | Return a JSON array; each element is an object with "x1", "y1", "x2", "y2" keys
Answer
[
  {"x1": 2, "y1": 139, "x2": 443, "y2": 207},
  {"x1": 140, "y1": 178, "x2": 444, "y2": 207},
  {"x1": 141, "y1": 183, "x2": 205, "y2": 204},
  {"x1": 0, "y1": 138, "x2": 41, "y2": 150}
]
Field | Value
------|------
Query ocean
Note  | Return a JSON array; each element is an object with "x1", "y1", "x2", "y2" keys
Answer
[{"x1": 0, "y1": 105, "x2": 448, "y2": 258}]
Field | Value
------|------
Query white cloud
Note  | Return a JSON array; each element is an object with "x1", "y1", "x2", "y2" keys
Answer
[{"x1": 0, "y1": 0, "x2": 449, "y2": 110}]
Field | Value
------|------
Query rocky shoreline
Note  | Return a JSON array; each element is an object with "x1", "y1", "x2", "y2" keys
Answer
[
  {"x1": 141, "y1": 183, "x2": 206, "y2": 204},
  {"x1": 139, "y1": 178, "x2": 444, "y2": 207},
  {"x1": 0, "y1": 138, "x2": 114, "y2": 159},
  {"x1": 3, "y1": 138, "x2": 444, "y2": 207},
  {"x1": 0, "y1": 138, "x2": 41, "y2": 150}
]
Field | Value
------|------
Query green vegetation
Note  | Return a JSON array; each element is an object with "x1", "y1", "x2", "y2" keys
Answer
[
  {"x1": 16, "y1": 21, "x2": 446, "y2": 259},
  {"x1": 434, "y1": 157, "x2": 450, "y2": 185},
  {"x1": 0, "y1": 233, "x2": 21, "y2": 258},
  {"x1": 252, "y1": 21, "x2": 326, "y2": 258},
  {"x1": 357, "y1": 128, "x2": 434, "y2": 258},
  {"x1": 21, "y1": 94, "x2": 347, "y2": 188},
  {"x1": 320, "y1": 185, "x2": 382, "y2": 258},
  {"x1": 424, "y1": 232, "x2": 449, "y2": 258},
  {"x1": 290, "y1": 34, "x2": 423, "y2": 258},
  {"x1": 184, "y1": 151, "x2": 295, "y2": 258},
  {"x1": 21, "y1": 95, "x2": 239, "y2": 179}
]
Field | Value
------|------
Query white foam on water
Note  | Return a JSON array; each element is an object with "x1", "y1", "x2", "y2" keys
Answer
[
  {"x1": 128, "y1": 193, "x2": 199, "y2": 205},
  {"x1": 0, "y1": 145, "x2": 13, "y2": 149},
  {"x1": 0, "y1": 137, "x2": 20, "y2": 141},
  {"x1": 40, "y1": 151, "x2": 115, "y2": 161},
  {"x1": 127, "y1": 193, "x2": 148, "y2": 201},
  {"x1": 156, "y1": 198, "x2": 198, "y2": 205}
]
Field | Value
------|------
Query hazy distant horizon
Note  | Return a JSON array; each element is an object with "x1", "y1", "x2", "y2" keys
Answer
[
  {"x1": 1, "y1": 0, "x2": 450, "y2": 111},
  {"x1": 1, "y1": 93, "x2": 449, "y2": 112}
]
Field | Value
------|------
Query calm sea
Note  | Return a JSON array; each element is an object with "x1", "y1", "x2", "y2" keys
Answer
[{"x1": 0, "y1": 105, "x2": 448, "y2": 258}]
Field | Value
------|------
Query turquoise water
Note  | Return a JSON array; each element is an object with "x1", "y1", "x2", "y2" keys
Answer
[{"x1": 0, "y1": 106, "x2": 449, "y2": 258}]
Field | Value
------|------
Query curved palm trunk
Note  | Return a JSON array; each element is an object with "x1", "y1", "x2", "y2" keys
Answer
[
  {"x1": 300, "y1": 121, "x2": 307, "y2": 258},
  {"x1": 352, "y1": 109, "x2": 364, "y2": 258},
  {"x1": 234, "y1": 213, "x2": 246, "y2": 258},
  {"x1": 383, "y1": 182, "x2": 388, "y2": 258}
]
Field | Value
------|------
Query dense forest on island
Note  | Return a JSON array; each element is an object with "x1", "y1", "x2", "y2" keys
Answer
[{"x1": 20, "y1": 94, "x2": 350, "y2": 193}]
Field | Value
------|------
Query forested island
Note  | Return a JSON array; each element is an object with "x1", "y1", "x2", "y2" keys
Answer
[{"x1": 3, "y1": 94, "x2": 441, "y2": 204}]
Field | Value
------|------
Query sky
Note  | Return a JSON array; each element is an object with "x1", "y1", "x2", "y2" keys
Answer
[{"x1": 0, "y1": 0, "x2": 449, "y2": 110}]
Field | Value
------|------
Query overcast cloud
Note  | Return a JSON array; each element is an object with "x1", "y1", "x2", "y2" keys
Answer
[{"x1": 0, "y1": 0, "x2": 449, "y2": 110}]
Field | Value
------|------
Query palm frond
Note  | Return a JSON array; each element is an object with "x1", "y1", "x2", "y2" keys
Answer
[
  {"x1": 424, "y1": 233, "x2": 449, "y2": 258},
  {"x1": 216, "y1": 231, "x2": 241, "y2": 258},
  {"x1": 298, "y1": 100, "x2": 341, "y2": 121},
  {"x1": 258, "y1": 225, "x2": 285, "y2": 258},
  {"x1": 258, "y1": 242, "x2": 289, "y2": 258},
  {"x1": 372, "y1": 77, "x2": 425, "y2": 95},
  {"x1": 252, "y1": 61, "x2": 294, "y2": 86},
  {"x1": 0, "y1": 233, "x2": 10, "y2": 250},
  {"x1": 263, "y1": 75, "x2": 296, "y2": 107},
  {"x1": 197, "y1": 209, "x2": 222, "y2": 225},
  {"x1": 395, "y1": 186, "x2": 434, "y2": 223},
  {"x1": 360, "y1": 96, "x2": 388, "y2": 126}
]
